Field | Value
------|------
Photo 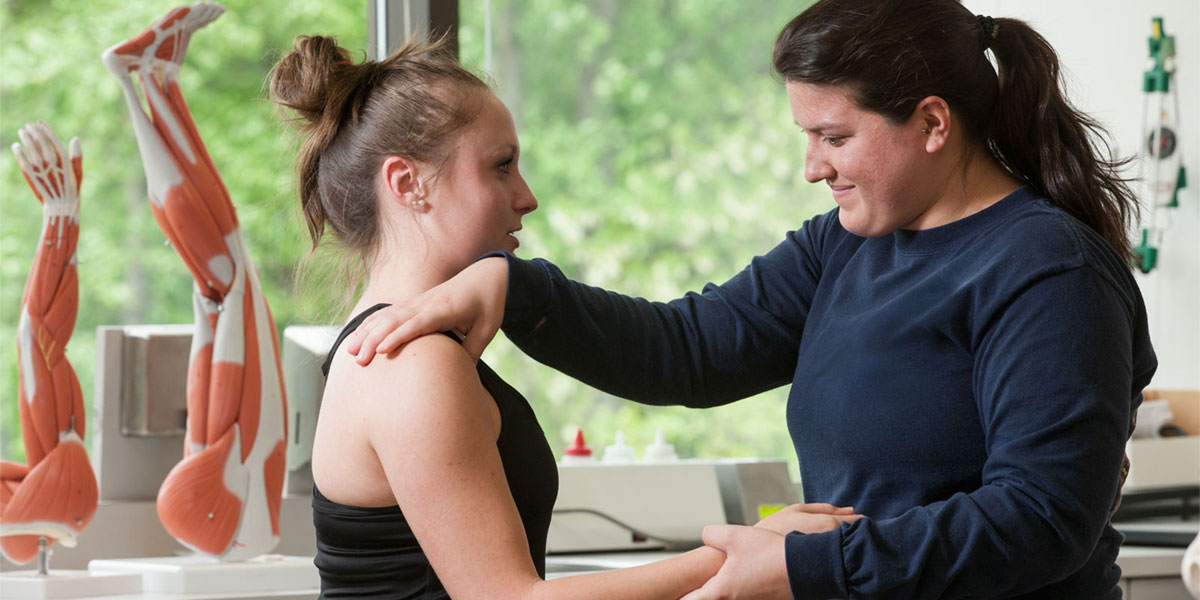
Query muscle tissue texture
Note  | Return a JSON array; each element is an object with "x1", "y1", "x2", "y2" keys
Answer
[
  {"x1": 2, "y1": 122, "x2": 98, "y2": 564},
  {"x1": 102, "y1": 2, "x2": 288, "y2": 561}
]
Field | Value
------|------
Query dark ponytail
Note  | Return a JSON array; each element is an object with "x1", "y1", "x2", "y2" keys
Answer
[
  {"x1": 773, "y1": 0, "x2": 1139, "y2": 262},
  {"x1": 987, "y1": 19, "x2": 1137, "y2": 262}
]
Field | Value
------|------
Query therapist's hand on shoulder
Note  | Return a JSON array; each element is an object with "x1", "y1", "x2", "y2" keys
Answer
[
  {"x1": 681, "y1": 525, "x2": 792, "y2": 600},
  {"x1": 346, "y1": 256, "x2": 509, "y2": 364}
]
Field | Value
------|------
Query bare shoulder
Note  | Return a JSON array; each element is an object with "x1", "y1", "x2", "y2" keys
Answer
[
  {"x1": 331, "y1": 332, "x2": 497, "y2": 439},
  {"x1": 390, "y1": 332, "x2": 475, "y2": 374},
  {"x1": 329, "y1": 332, "x2": 476, "y2": 395}
]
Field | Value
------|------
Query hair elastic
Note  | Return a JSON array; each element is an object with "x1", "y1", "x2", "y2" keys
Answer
[{"x1": 977, "y1": 15, "x2": 999, "y2": 48}]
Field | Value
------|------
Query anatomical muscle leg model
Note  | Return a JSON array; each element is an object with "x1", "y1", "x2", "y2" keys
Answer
[
  {"x1": 102, "y1": 2, "x2": 288, "y2": 561},
  {"x1": 1, "y1": 122, "x2": 98, "y2": 565}
]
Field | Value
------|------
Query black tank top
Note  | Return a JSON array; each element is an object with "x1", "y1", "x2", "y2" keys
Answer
[{"x1": 312, "y1": 303, "x2": 559, "y2": 599}]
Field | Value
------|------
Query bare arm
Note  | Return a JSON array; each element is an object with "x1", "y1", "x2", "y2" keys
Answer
[{"x1": 352, "y1": 334, "x2": 722, "y2": 599}]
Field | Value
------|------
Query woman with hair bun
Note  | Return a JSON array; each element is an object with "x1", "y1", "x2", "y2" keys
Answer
[
  {"x1": 270, "y1": 34, "x2": 859, "y2": 600},
  {"x1": 345, "y1": 0, "x2": 1158, "y2": 598}
]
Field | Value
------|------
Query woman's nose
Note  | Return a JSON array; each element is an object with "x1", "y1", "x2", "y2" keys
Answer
[
  {"x1": 804, "y1": 148, "x2": 834, "y2": 184},
  {"x1": 515, "y1": 177, "x2": 537, "y2": 214}
]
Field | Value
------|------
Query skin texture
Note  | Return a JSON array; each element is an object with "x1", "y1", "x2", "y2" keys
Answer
[
  {"x1": 102, "y1": 3, "x2": 287, "y2": 561},
  {"x1": 1, "y1": 122, "x2": 97, "y2": 565}
]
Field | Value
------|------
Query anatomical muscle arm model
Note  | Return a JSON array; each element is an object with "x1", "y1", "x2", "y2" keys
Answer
[
  {"x1": 102, "y1": 2, "x2": 288, "y2": 561},
  {"x1": 1, "y1": 122, "x2": 98, "y2": 565}
]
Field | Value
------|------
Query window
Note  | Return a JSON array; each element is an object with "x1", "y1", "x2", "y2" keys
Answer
[{"x1": 457, "y1": 0, "x2": 828, "y2": 472}]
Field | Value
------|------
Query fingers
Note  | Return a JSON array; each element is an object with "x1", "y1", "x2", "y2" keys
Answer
[
  {"x1": 351, "y1": 312, "x2": 407, "y2": 365},
  {"x1": 69, "y1": 137, "x2": 83, "y2": 190},
  {"x1": 377, "y1": 317, "x2": 427, "y2": 358},
  {"x1": 36, "y1": 123, "x2": 78, "y2": 200},
  {"x1": 342, "y1": 312, "x2": 377, "y2": 356},
  {"x1": 11, "y1": 140, "x2": 31, "y2": 172},
  {"x1": 12, "y1": 140, "x2": 46, "y2": 203},
  {"x1": 13, "y1": 122, "x2": 77, "y2": 203},
  {"x1": 460, "y1": 325, "x2": 499, "y2": 363},
  {"x1": 28, "y1": 125, "x2": 63, "y2": 199},
  {"x1": 18, "y1": 125, "x2": 45, "y2": 165},
  {"x1": 791, "y1": 502, "x2": 853, "y2": 515},
  {"x1": 355, "y1": 312, "x2": 439, "y2": 366},
  {"x1": 701, "y1": 524, "x2": 740, "y2": 551},
  {"x1": 679, "y1": 581, "x2": 720, "y2": 600},
  {"x1": 11, "y1": 141, "x2": 39, "y2": 195},
  {"x1": 38, "y1": 121, "x2": 66, "y2": 168}
]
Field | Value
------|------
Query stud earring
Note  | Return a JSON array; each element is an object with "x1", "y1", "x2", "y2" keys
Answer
[
  {"x1": 921, "y1": 126, "x2": 931, "y2": 135},
  {"x1": 411, "y1": 199, "x2": 426, "y2": 208}
]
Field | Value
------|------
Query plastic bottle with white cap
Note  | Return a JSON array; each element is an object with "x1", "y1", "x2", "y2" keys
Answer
[
  {"x1": 601, "y1": 430, "x2": 636, "y2": 464},
  {"x1": 642, "y1": 428, "x2": 679, "y2": 462}
]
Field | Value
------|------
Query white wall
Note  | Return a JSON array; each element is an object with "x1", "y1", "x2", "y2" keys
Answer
[{"x1": 965, "y1": 0, "x2": 1200, "y2": 389}]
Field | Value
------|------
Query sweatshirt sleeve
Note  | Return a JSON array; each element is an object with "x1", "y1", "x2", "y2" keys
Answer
[
  {"x1": 497, "y1": 210, "x2": 840, "y2": 408},
  {"x1": 784, "y1": 263, "x2": 1155, "y2": 598}
]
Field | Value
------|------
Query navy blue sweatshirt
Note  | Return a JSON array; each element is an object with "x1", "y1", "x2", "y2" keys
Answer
[{"x1": 497, "y1": 187, "x2": 1156, "y2": 599}]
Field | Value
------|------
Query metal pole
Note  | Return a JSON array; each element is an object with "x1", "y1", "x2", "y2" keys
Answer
[{"x1": 36, "y1": 536, "x2": 49, "y2": 576}]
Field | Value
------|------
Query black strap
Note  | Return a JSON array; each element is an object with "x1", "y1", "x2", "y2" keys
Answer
[{"x1": 321, "y1": 303, "x2": 392, "y2": 377}]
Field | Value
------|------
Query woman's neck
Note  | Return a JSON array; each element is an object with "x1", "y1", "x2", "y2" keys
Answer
[
  {"x1": 914, "y1": 147, "x2": 1022, "y2": 230},
  {"x1": 353, "y1": 247, "x2": 454, "y2": 316},
  {"x1": 958, "y1": 152, "x2": 1023, "y2": 215}
]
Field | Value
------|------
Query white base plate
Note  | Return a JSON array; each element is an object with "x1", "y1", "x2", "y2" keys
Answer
[
  {"x1": 87, "y1": 554, "x2": 317, "y2": 594},
  {"x1": 0, "y1": 569, "x2": 142, "y2": 599}
]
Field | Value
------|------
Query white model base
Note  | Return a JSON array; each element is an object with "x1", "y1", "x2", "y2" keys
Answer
[
  {"x1": 87, "y1": 554, "x2": 318, "y2": 595},
  {"x1": 0, "y1": 569, "x2": 142, "y2": 599}
]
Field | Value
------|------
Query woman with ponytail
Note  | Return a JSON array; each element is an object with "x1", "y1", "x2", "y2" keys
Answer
[
  {"x1": 344, "y1": 1, "x2": 1156, "y2": 598},
  {"x1": 270, "y1": 33, "x2": 858, "y2": 600}
]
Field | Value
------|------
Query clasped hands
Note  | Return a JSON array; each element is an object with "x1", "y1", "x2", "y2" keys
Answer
[{"x1": 681, "y1": 503, "x2": 861, "y2": 600}]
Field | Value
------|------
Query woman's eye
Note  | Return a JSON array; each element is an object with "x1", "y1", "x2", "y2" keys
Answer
[
  {"x1": 824, "y1": 136, "x2": 846, "y2": 147},
  {"x1": 498, "y1": 159, "x2": 513, "y2": 174}
]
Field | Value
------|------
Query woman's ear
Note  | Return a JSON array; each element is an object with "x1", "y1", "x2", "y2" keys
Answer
[
  {"x1": 914, "y1": 96, "x2": 951, "y2": 154},
  {"x1": 380, "y1": 156, "x2": 428, "y2": 209}
]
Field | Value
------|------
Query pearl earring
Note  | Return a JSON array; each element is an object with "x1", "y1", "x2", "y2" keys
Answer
[
  {"x1": 411, "y1": 199, "x2": 426, "y2": 208},
  {"x1": 921, "y1": 126, "x2": 931, "y2": 134}
]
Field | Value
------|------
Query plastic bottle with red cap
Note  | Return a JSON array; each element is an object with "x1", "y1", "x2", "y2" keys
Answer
[{"x1": 560, "y1": 428, "x2": 597, "y2": 465}]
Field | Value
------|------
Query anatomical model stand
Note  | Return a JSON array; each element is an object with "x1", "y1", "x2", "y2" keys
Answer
[
  {"x1": 1, "y1": 122, "x2": 97, "y2": 568},
  {"x1": 102, "y1": 2, "x2": 288, "y2": 562}
]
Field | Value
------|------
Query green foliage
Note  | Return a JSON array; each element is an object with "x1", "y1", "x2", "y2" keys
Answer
[
  {"x1": 1, "y1": 0, "x2": 828, "y2": 478},
  {"x1": 456, "y1": 0, "x2": 828, "y2": 474}
]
